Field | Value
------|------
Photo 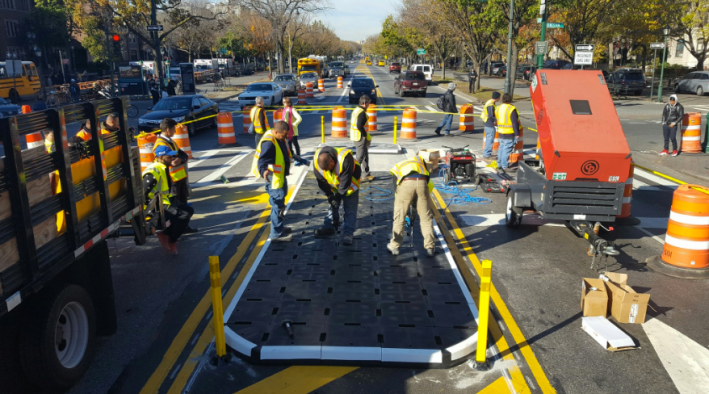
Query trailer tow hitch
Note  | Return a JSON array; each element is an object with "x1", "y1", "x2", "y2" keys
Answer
[{"x1": 570, "y1": 221, "x2": 620, "y2": 271}]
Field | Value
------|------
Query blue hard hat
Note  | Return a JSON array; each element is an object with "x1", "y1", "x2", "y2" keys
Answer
[{"x1": 154, "y1": 145, "x2": 178, "y2": 158}]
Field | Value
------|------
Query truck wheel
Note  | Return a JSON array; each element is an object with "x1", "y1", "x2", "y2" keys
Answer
[
  {"x1": 505, "y1": 192, "x2": 522, "y2": 228},
  {"x1": 19, "y1": 284, "x2": 96, "y2": 391}
]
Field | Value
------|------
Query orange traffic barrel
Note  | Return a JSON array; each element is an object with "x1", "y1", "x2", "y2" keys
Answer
[
  {"x1": 242, "y1": 106, "x2": 252, "y2": 134},
  {"x1": 318, "y1": 78, "x2": 325, "y2": 93},
  {"x1": 174, "y1": 124, "x2": 193, "y2": 159},
  {"x1": 297, "y1": 88, "x2": 307, "y2": 104},
  {"x1": 137, "y1": 132, "x2": 157, "y2": 173},
  {"x1": 401, "y1": 108, "x2": 417, "y2": 140},
  {"x1": 337, "y1": 76, "x2": 343, "y2": 89},
  {"x1": 617, "y1": 165, "x2": 634, "y2": 218},
  {"x1": 647, "y1": 184, "x2": 709, "y2": 278},
  {"x1": 306, "y1": 82, "x2": 314, "y2": 98},
  {"x1": 509, "y1": 126, "x2": 524, "y2": 163},
  {"x1": 217, "y1": 112, "x2": 237, "y2": 145},
  {"x1": 26, "y1": 132, "x2": 44, "y2": 150},
  {"x1": 680, "y1": 113, "x2": 702, "y2": 153},
  {"x1": 272, "y1": 108, "x2": 284, "y2": 125},
  {"x1": 458, "y1": 104, "x2": 474, "y2": 132},
  {"x1": 21, "y1": 105, "x2": 31, "y2": 114},
  {"x1": 367, "y1": 105, "x2": 377, "y2": 132},
  {"x1": 331, "y1": 107, "x2": 348, "y2": 138}
]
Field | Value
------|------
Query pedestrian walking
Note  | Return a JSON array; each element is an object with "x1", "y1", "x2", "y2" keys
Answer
[
  {"x1": 468, "y1": 68, "x2": 478, "y2": 93},
  {"x1": 167, "y1": 79, "x2": 176, "y2": 96},
  {"x1": 250, "y1": 96, "x2": 271, "y2": 146},
  {"x1": 387, "y1": 155, "x2": 436, "y2": 257},
  {"x1": 69, "y1": 79, "x2": 81, "y2": 103},
  {"x1": 282, "y1": 97, "x2": 309, "y2": 166},
  {"x1": 482, "y1": 91, "x2": 501, "y2": 159},
  {"x1": 350, "y1": 95, "x2": 374, "y2": 181},
  {"x1": 494, "y1": 93, "x2": 521, "y2": 173},
  {"x1": 313, "y1": 145, "x2": 362, "y2": 246},
  {"x1": 434, "y1": 83, "x2": 457, "y2": 136},
  {"x1": 252, "y1": 121, "x2": 293, "y2": 242},
  {"x1": 149, "y1": 77, "x2": 159, "y2": 105},
  {"x1": 660, "y1": 94, "x2": 684, "y2": 157}
]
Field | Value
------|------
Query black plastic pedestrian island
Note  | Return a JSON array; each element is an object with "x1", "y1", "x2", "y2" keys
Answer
[{"x1": 223, "y1": 173, "x2": 479, "y2": 367}]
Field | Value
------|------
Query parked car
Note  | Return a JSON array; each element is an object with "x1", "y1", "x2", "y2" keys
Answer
[
  {"x1": 496, "y1": 65, "x2": 507, "y2": 77},
  {"x1": 0, "y1": 96, "x2": 22, "y2": 118},
  {"x1": 409, "y1": 64, "x2": 433, "y2": 82},
  {"x1": 241, "y1": 67, "x2": 254, "y2": 76},
  {"x1": 348, "y1": 78, "x2": 378, "y2": 104},
  {"x1": 488, "y1": 61, "x2": 505, "y2": 75},
  {"x1": 344, "y1": 65, "x2": 350, "y2": 75},
  {"x1": 394, "y1": 71, "x2": 427, "y2": 97},
  {"x1": 139, "y1": 95, "x2": 218, "y2": 136},
  {"x1": 327, "y1": 61, "x2": 345, "y2": 78},
  {"x1": 674, "y1": 71, "x2": 709, "y2": 96},
  {"x1": 366, "y1": 60, "x2": 372, "y2": 66},
  {"x1": 607, "y1": 69, "x2": 646, "y2": 95},
  {"x1": 542, "y1": 60, "x2": 573, "y2": 69},
  {"x1": 299, "y1": 72, "x2": 319, "y2": 89},
  {"x1": 389, "y1": 62, "x2": 402, "y2": 73},
  {"x1": 237, "y1": 82, "x2": 284, "y2": 108},
  {"x1": 273, "y1": 74, "x2": 297, "y2": 96},
  {"x1": 491, "y1": 63, "x2": 506, "y2": 76},
  {"x1": 516, "y1": 64, "x2": 536, "y2": 80}
]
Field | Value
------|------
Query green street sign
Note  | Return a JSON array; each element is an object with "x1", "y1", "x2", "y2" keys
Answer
[
  {"x1": 417, "y1": 48, "x2": 426, "y2": 55},
  {"x1": 547, "y1": 22, "x2": 564, "y2": 28}
]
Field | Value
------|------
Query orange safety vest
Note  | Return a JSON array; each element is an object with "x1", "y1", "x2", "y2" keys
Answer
[{"x1": 76, "y1": 129, "x2": 92, "y2": 141}]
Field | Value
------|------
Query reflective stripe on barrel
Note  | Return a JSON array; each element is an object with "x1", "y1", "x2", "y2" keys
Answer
[
  {"x1": 680, "y1": 112, "x2": 702, "y2": 153},
  {"x1": 217, "y1": 112, "x2": 236, "y2": 145},
  {"x1": 458, "y1": 104, "x2": 474, "y2": 132},
  {"x1": 174, "y1": 124, "x2": 193, "y2": 159},
  {"x1": 331, "y1": 107, "x2": 348, "y2": 138}
]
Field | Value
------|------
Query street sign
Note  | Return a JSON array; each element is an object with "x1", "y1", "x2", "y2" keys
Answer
[
  {"x1": 147, "y1": 25, "x2": 163, "y2": 31},
  {"x1": 547, "y1": 22, "x2": 564, "y2": 28},
  {"x1": 536, "y1": 41, "x2": 549, "y2": 55},
  {"x1": 417, "y1": 48, "x2": 426, "y2": 55},
  {"x1": 650, "y1": 42, "x2": 665, "y2": 50},
  {"x1": 574, "y1": 44, "x2": 595, "y2": 66}
]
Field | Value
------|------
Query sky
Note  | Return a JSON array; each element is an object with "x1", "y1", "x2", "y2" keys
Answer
[{"x1": 324, "y1": 0, "x2": 399, "y2": 42}]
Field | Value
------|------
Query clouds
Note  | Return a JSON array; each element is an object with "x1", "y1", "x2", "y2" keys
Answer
[{"x1": 324, "y1": 0, "x2": 397, "y2": 42}]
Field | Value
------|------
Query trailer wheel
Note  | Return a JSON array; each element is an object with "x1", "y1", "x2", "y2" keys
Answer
[
  {"x1": 505, "y1": 192, "x2": 522, "y2": 227},
  {"x1": 19, "y1": 284, "x2": 96, "y2": 391}
]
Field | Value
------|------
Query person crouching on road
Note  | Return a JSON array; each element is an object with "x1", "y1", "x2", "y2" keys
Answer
[
  {"x1": 313, "y1": 145, "x2": 362, "y2": 246},
  {"x1": 482, "y1": 91, "x2": 501, "y2": 160},
  {"x1": 350, "y1": 95, "x2": 375, "y2": 182},
  {"x1": 282, "y1": 97, "x2": 309, "y2": 166},
  {"x1": 495, "y1": 93, "x2": 521, "y2": 173},
  {"x1": 660, "y1": 94, "x2": 684, "y2": 157},
  {"x1": 435, "y1": 83, "x2": 457, "y2": 136},
  {"x1": 253, "y1": 121, "x2": 293, "y2": 243},
  {"x1": 388, "y1": 155, "x2": 436, "y2": 257},
  {"x1": 250, "y1": 96, "x2": 271, "y2": 146},
  {"x1": 144, "y1": 146, "x2": 195, "y2": 255}
]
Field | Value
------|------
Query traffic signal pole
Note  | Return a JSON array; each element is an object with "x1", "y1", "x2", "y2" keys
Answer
[
  {"x1": 151, "y1": 0, "x2": 164, "y2": 93},
  {"x1": 503, "y1": 0, "x2": 514, "y2": 95}
]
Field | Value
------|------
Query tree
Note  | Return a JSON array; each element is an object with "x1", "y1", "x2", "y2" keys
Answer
[
  {"x1": 400, "y1": 0, "x2": 457, "y2": 78},
  {"x1": 670, "y1": 0, "x2": 709, "y2": 70},
  {"x1": 547, "y1": 0, "x2": 617, "y2": 61}
]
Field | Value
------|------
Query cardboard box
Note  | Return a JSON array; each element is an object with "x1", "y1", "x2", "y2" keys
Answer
[
  {"x1": 418, "y1": 149, "x2": 441, "y2": 170},
  {"x1": 582, "y1": 316, "x2": 636, "y2": 352},
  {"x1": 602, "y1": 272, "x2": 650, "y2": 324},
  {"x1": 581, "y1": 278, "x2": 608, "y2": 317}
]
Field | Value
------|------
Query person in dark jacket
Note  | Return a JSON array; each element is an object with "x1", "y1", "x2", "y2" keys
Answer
[
  {"x1": 660, "y1": 94, "x2": 684, "y2": 156},
  {"x1": 482, "y1": 91, "x2": 501, "y2": 159},
  {"x1": 435, "y1": 83, "x2": 458, "y2": 136},
  {"x1": 166, "y1": 79, "x2": 177, "y2": 96},
  {"x1": 468, "y1": 68, "x2": 478, "y2": 93},
  {"x1": 149, "y1": 77, "x2": 159, "y2": 104}
]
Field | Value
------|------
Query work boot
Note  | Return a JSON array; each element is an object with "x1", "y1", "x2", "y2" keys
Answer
[
  {"x1": 342, "y1": 235, "x2": 353, "y2": 246},
  {"x1": 434, "y1": 127, "x2": 441, "y2": 136},
  {"x1": 157, "y1": 232, "x2": 174, "y2": 254},
  {"x1": 426, "y1": 248, "x2": 435, "y2": 257},
  {"x1": 387, "y1": 243, "x2": 400, "y2": 256},
  {"x1": 271, "y1": 233, "x2": 293, "y2": 242},
  {"x1": 314, "y1": 227, "x2": 336, "y2": 237},
  {"x1": 169, "y1": 242, "x2": 178, "y2": 255},
  {"x1": 366, "y1": 174, "x2": 375, "y2": 182}
]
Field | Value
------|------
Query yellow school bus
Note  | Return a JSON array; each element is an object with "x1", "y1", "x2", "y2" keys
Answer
[
  {"x1": 0, "y1": 61, "x2": 41, "y2": 102},
  {"x1": 297, "y1": 58, "x2": 321, "y2": 77}
]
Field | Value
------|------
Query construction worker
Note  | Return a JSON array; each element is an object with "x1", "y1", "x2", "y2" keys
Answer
[
  {"x1": 313, "y1": 145, "x2": 361, "y2": 246},
  {"x1": 153, "y1": 118, "x2": 194, "y2": 214},
  {"x1": 250, "y1": 96, "x2": 270, "y2": 146},
  {"x1": 481, "y1": 91, "x2": 501, "y2": 160},
  {"x1": 350, "y1": 95, "x2": 374, "y2": 182},
  {"x1": 253, "y1": 121, "x2": 293, "y2": 242},
  {"x1": 387, "y1": 155, "x2": 436, "y2": 257},
  {"x1": 44, "y1": 130, "x2": 55, "y2": 153},
  {"x1": 75, "y1": 119, "x2": 92, "y2": 141},
  {"x1": 144, "y1": 145, "x2": 195, "y2": 255},
  {"x1": 101, "y1": 114, "x2": 120, "y2": 135},
  {"x1": 495, "y1": 93, "x2": 521, "y2": 173}
]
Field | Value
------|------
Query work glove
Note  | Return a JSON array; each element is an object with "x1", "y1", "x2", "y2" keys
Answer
[{"x1": 330, "y1": 193, "x2": 342, "y2": 210}]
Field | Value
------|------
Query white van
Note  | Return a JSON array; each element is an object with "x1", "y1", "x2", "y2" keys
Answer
[{"x1": 410, "y1": 64, "x2": 433, "y2": 82}]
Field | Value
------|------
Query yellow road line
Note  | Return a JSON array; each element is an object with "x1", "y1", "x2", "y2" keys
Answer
[
  {"x1": 234, "y1": 366, "x2": 358, "y2": 394},
  {"x1": 433, "y1": 190, "x2": 556, "y2": 394}
]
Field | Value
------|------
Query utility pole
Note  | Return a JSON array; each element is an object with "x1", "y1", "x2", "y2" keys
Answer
[
  {"x1": 503, "y1": 0, "x2": 514, "y2": 95},
  {"x1": 151, "y1": 0, "x2": 163, "y2": 94},
  {"x1": 104, "y1": 27, "x2": 115, "y2": 96},
  {"x1": 537, "y1": 0, "x2": 547, "y2": 68}
]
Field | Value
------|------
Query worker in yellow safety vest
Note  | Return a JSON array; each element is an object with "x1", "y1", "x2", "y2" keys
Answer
[
  {"x1": 153, "y1": 118, "x2": 193, "y2": 209},
  {"x1": 313, "y1": 145, "x2": 362, "y2": 246},
  {"x1": 250, "y1": 96, "x2": 270, "y2": 146},
  {"x1": 387, "y1": 155, "x2": 436, "y2": 257},
  {"x1": 253, "y1": 121, "x2": 293, "y2": 242},
  {"x1": 143, "y1": 145, "x2": 195, "y2": 255},
  {"x1": 481, "y1": 91, "x2": 501, "y2": 160},
  {"x1": 494, "y1": 93, "x2": 521, "y2": 173},
  {"x1": 350, "y1": 95, "x2": 374, "y2": 182}
]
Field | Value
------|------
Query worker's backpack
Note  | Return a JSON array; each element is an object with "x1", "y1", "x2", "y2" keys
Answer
[{"x1": 436, "y1": 95, "x2": 445, "y2": 110}]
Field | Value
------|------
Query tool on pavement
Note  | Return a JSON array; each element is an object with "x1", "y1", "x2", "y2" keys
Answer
[
  {"x1": 442, "y1": 145, "x2": 476, "y2": 184},
  {"x1": 282, "y1": 319, "x2": 294, "y2": 338}
]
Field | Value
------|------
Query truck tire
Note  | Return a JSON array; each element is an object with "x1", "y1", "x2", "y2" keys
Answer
[
  {"x1": 505, "y1": 192, "x2": 522, "y2": 228},
  {"x1": 19, "y1": 284, "x2": 96, "y2": 391}
]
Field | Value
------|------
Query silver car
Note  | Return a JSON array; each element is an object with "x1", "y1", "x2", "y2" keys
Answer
[
  {"x1": 674, "y1": 71, "x2": 709, "y2": 96},
  {"x1": 299, "y1": 72, "x2": 319, "y2": 89},
  {"x1": 273, "y1": 73, "x2": 297, "y2": 96}
]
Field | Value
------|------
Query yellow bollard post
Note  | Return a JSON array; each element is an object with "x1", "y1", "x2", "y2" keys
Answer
[
  {"x1": 473, "y1": 259, "x2": 492, "y2": 371},
  {"x1": 393, "y1": 116, "x2": 398, "y2": 145},
  {"x1": 321, "y1": 116, "x2": 325, "y2": 144},
  {"x1": 209, "y1": 256, "x2": 227, "y2": 358}
]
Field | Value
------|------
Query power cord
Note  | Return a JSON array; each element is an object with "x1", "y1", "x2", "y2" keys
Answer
[{"x1": 435, "y1": 165, "x2": 492, "y2": 208}]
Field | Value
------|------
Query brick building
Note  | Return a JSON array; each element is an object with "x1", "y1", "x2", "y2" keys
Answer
[{"x1": 1, "y1": 0, "x2": 33, "y2": 59}]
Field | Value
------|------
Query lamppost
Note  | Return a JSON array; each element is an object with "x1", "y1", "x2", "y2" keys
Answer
[{"x1": 657, "y1": 25, "x2": 670, "y2": 103}]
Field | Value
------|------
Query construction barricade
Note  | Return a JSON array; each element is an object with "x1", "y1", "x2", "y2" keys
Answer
[
  {"x1": 306, "y1": 82, "x2": 314, "y2": 98},
  {"x1": 459, "y1": 104, "x2": 474, "y2": 132},
  {"x1": 508, "y1": 126, "x2": 524, "y2": 163},
  {"x1": 242, "y1": 106, "x2": 252, "y2": 134},
  {"x1": 401, "y1": 108, "x2": 417, "y2": 140},
  {"x1": 21, "y1": 105, "x2": 44, "y2": 149},
  {"x1": 367, "y1": 105, "x2": 377, "y2": 132},
  {"x1": 617, "y1": 165, "x2": 634, "y2": 218},
  {"x1": 337, "y1": 76, "x2": 343, "y2": 89},
  {"x1": 331, "y1": 107, "x2": 348, "y2": 138},
  {"x1": 681, "y1": 112, "x2": 702, "y2": 153},
  {"x1": 174, "y1": 124, "x2": 193, "y2": 159},
  {"x1": 137, "y1": 133, "x2": 157, "y2": 173},
  {"x1": 318, "y1": 78, "x2": 325, "y2": 93},
  {"x1": 647, "y1": 184, "x2": 709, "y2": 278},
  {"x1": 297, "y1": 88, "x2": 307, "y2": 104},
  {"x1": 21, "y1": 105, "x2": 31, "y2": 114},
  {"x1": 217, "y1": 112, "x2": 237, "y2": 145}
]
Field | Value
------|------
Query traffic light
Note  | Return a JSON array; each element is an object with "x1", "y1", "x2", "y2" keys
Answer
[{"x1": 112, "y1": 34, "x2": 122, "y2": 59}]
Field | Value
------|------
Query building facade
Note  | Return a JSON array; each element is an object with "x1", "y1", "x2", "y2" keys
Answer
[
  {"x1": 1, "y1": 0, "x2": 33, "y2": 59},
  {"x1": 667, "y1": 35, "x2": 705, "y2": 69}
]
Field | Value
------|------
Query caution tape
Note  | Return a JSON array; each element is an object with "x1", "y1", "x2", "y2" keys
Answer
[{"x1": 631, "y1": 163, "x2": 687, "y2": 186}]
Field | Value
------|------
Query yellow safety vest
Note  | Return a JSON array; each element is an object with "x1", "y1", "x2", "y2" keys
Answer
[
  {"x1": 142, "y1": 162, "x2": 172, "y2": 207},
  {"x1": 153, "y1": 135, "x2": 187, "y2": 182},
  {"x1": 250, "y1": 106, "x2": 270, "y2": 134},
  {"x1": 251, "y1": 130, "x2": 291, "y2": 189},
  {"x1": 45, "y1": 139, "x2": 55, "y2": 154},
  {"x1": 495, "y1": 103, "x2": 518, "y2": 135},
  {"x1": 390, "y1": 156, "x2": 434, "y2": 193},
  {"x1": 480, "y1": 99, "x2": 496, "y2": 123},
  {"x1": 76, "y1": 129, "x2": 92, "y2": 141},
  {"x1": 349, "y1": 106, "x2": 372, "y2": 142},
  {"x1": 313, "y1": 147, "x2": 361, "y2": 196}
]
